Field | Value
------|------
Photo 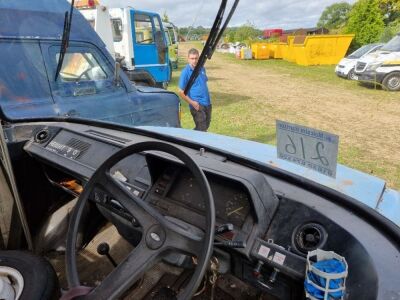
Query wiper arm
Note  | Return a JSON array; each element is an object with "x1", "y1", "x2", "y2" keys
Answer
[
  {"x1": 184, "y1": 0, "x2": 240, "y2": 95},
  {"x1": 55, "y1": 0, "x2": 75, "y2": 81}
]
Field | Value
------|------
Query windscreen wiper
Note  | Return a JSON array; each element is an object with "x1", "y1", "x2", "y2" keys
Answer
[
  {"x1": 55, "y1": 0, "x2": 75, "y2": 81},
  {"x1": 183, "y1": 0, "x2": 240, "y2": 95}
]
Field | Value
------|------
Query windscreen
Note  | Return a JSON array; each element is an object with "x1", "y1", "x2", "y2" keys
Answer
[
  {"x1": 381, "y1": 35, "x2": 400, "y2": 52},
  {"x1": 347, "y1": 44, "x2": 380, "y2": 59}
]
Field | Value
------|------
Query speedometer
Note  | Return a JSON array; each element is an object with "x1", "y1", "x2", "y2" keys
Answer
[
  {"x1": 166, "y1": 168, "x2": 251, "y2": 228},
  {"x1": 224, "y1": 193, "x2": 250, "y2": 227}
]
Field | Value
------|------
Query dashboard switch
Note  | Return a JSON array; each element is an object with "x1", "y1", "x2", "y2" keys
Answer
[
  {"x1": 253, "y1": 260, "x2": 264, "y2": 278},
  {"x1": 215, "y1": 223, "x2": 234, "y2": 235}
]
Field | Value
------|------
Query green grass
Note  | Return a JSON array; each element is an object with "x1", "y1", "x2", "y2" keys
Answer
[
  {"x1": 168, "y1": 44, "x2": 400, "y2": 189},
  {"x1": 221, "y1": 53, "x2": 398, "y2": 100}
]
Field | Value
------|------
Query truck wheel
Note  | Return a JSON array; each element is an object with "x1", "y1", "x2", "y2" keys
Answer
[
  {"x1": 0, "y1": 251, "x2": 59, "y2": 300},
  {"x1": 347, "y1": 68, "x2": 357, "y2": 80},
  {"x1": 382, "y1": 72, "x2": 400, "y2": 91}
]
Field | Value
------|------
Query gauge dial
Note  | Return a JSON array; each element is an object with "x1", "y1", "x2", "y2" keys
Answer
[{"x1": 225, "y1": 193, "x2": 250, "y2": 226}]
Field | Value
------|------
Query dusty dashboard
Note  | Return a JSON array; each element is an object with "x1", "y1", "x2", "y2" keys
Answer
[
  {"x1": 24, "y1": 125, "x2": 280, "y2": 255},
  {"x1": 147, "y1": 164, "x2": 252, "y2": 230}
]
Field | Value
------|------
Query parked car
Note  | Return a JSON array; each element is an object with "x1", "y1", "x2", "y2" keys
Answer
[
  {"x1": 335, "y1": 43, "x2": 383, "y2": 80},
  {"x1": 354, "y1": 33, "x2": 400, "y2": 91},
  {"x1": 0, "y1": 1, "x2": 399, "y2": 300}
]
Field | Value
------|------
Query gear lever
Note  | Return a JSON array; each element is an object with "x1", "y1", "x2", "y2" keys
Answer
[{"x1": 97, "y1": 242, "x2": 117, "y2": 267}]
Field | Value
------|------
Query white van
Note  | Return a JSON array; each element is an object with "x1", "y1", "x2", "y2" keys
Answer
[
  {"x1": 354, "y1": 33, "x2": 400, "y2": 91},
  {"x1": 335, "y1": 43, "x2": 383, "y2": 80}
]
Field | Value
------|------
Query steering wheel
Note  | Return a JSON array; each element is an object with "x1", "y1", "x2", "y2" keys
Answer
[
  {"x1": 65, "y1": 141, "x2": 216, "y2": 299},
  {"x1": 77, "y1": 68, "x2": 93, "y2": 81}
]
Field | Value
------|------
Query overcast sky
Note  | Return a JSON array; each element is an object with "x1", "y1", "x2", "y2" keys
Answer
[{"x1": 101, "y1": 0, "x2": 356, "y2": 29}]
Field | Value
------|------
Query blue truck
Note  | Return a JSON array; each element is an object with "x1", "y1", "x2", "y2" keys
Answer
[
  {"x1": 0, "y1": 1, "x2": 180, "y2": 126},
  {"x1": 78, "y1": 2, "x2": 172, "y2": 88}
]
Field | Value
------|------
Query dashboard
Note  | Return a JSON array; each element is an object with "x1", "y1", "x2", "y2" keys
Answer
[
  {"x1": 23, "y1": 124, "x2": 280, "y2": 257},
  {"x1": 14, "y1": 122, "x2": 400, "y2": 300}
]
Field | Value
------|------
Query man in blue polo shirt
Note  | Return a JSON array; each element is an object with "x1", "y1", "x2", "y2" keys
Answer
[{"x1": 178, "y1": 48, "x2": 212, "y2": 131}]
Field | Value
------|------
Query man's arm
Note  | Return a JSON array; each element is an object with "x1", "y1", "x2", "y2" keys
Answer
[
  {"x1": 178, "y1": 88, "x2": 200, "y2": 111},
  {"x1": 178, "y1": 68, "x2": 200, "y2": 111}
]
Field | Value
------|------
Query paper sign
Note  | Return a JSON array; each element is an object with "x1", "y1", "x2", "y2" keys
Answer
[{"x1": 276, "y1": 120, "x2": 339, "y2": 178}]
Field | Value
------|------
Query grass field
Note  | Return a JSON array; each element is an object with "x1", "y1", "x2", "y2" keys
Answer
[{"x1": 168, "y1": 42, "x2": 400, "y2": 189}]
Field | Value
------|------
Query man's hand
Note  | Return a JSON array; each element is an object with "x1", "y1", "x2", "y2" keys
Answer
[
  {"x1": 191, "y1": 100, "x2": 200, "y2": 111},
  {"x1": 178, "y1": 89, "x2": 200, "y2": 111}
]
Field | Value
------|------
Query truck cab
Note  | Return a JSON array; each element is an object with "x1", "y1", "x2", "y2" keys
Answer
[
  {"x1": 78, "y1": 2, "x2": 171, "y2": 88},
  {"x1": 163, "y1": 21, "x2": 179, "y2": 70},
  {"x1": 354, "y1": 33, "x2": 400, "y2": 91}
]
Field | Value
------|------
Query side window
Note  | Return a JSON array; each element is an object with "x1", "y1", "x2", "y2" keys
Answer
[
  {"x1": 134, "y1": 14, "x2": 153, "y2": 44},
  {"x1": 164, "y1": 30, "x2": 172, "y2": 46},
  {"x1": 153, "y1": 16, "x2": 166, "y2": 64},
  {"x1": 0, "y1": 40, "x2": 52, "y2": 104},
  {"x1": 56, "y1": 52, "x2": 107, "y2": 82},
  {"x1": 168, "y1": 28, "x2": 176, "y2": 44},
  {"x1": 111, "y1": 18, "x2": 123, "y2": 42}
]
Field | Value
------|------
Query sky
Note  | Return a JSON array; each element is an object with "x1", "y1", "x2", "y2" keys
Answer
[{"x1": 101, "y1": 0, "x2": 357, "y2": 30}]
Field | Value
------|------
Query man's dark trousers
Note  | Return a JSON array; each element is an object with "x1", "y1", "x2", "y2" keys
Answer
[{"x1": 190, "y1": 104, "x2": 212, "y2": 131}]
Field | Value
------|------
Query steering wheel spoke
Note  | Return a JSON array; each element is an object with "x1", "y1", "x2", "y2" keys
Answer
[
  {"x1": 163, "y1": 219, "x2": 204, "y2": 256},
  {"x1": 85, "y1": 241, "x2": 165, "y2": 299},
  {"x1": 98, "y1": 172, "x2": 167, "y2": 229}
]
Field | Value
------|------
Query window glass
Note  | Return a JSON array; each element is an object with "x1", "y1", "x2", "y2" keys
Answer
[
  {"x1": 347, "y1": 44, "x2": 378, "y2": 59},
  {"x1": 56, "y1": 52, "x2": 107, "y2": 82},
  {"x1": 134, "y1": 14, "x2": 153, "y2": 44},
  {"x1": 168, "y1": 28, "x2": 176, "y2": 44},
  {"x1": 0, "y1": 41, "x2": 51, "y2": 104},
  {"x1": 164, "y1": 30, "x2": 172, "y2": 46},
  {"x1": 381, "y1": 35, "x2": 400, "y2": 52},
  {"x1": 153, "y1": 16, "x2": 166, "y2": 64},
  {"x1": 112, "y1": 18, "x2": 123, "y2": 42}
]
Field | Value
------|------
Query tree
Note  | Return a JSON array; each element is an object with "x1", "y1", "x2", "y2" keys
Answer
[
  {"x1": 380, "y1": 18, "x2": 400, "y2": 42},
  {"x1": 345, "y1": 0, "x2": 385, "y2": 48},
  {"x1": 232, "y1": 23, "x2": 262, "y2": 44},
  {"x1": 378, "y1": 0, "x2": 400, "y2": 25},
  {"x1": 317, "y1": 2, "x2": 352, "y2": 30},
  {"x1": 162, "y1": 11, "x2": 169, "y2": 23}
]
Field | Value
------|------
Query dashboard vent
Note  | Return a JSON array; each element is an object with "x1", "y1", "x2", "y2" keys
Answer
[
  {"x1": 34, "y1": 129, "x2": 51, "y2": 144},
  {"x1": 86, "y1": 130, "x2": 131, "y2": 144},
  {"x1": 292, "y1": 223, "x2": 328, "y2": 255},
  {"x1": 66, "y1": 138, "x2": 91, "y2": 158}
]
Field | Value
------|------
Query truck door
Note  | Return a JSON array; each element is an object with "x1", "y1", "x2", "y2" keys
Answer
[
  {"x1": 131, "y1": 10, "x2": 170, "y2": 85},
  {"x1": 40, "y1": 41, "x2": 144, "y2": 126}
]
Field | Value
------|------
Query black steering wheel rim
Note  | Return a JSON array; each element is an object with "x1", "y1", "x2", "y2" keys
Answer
[{"x1": 65, "y1": 141, "x2": 216, "y2": 299}]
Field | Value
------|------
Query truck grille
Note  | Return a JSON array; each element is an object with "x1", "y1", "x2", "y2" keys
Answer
[{"x1": 355, "y1": 62, "x2": 367, "y2": 72}]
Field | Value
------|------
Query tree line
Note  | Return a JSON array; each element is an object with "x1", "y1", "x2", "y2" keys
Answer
[
  {"x1": 318, "y1": 0, "x2": 400, "y2": 48},
  {"x1": 178, "y1": 23, "x2": 262, "y2": 44},
  {"x1": 175, "y1": 0, "x2": 399, "y2": 49}
]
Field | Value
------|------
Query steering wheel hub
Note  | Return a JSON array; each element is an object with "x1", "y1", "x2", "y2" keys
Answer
[{"x1": 146, "y1": 225, "x2": 166, "y2": 250}]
